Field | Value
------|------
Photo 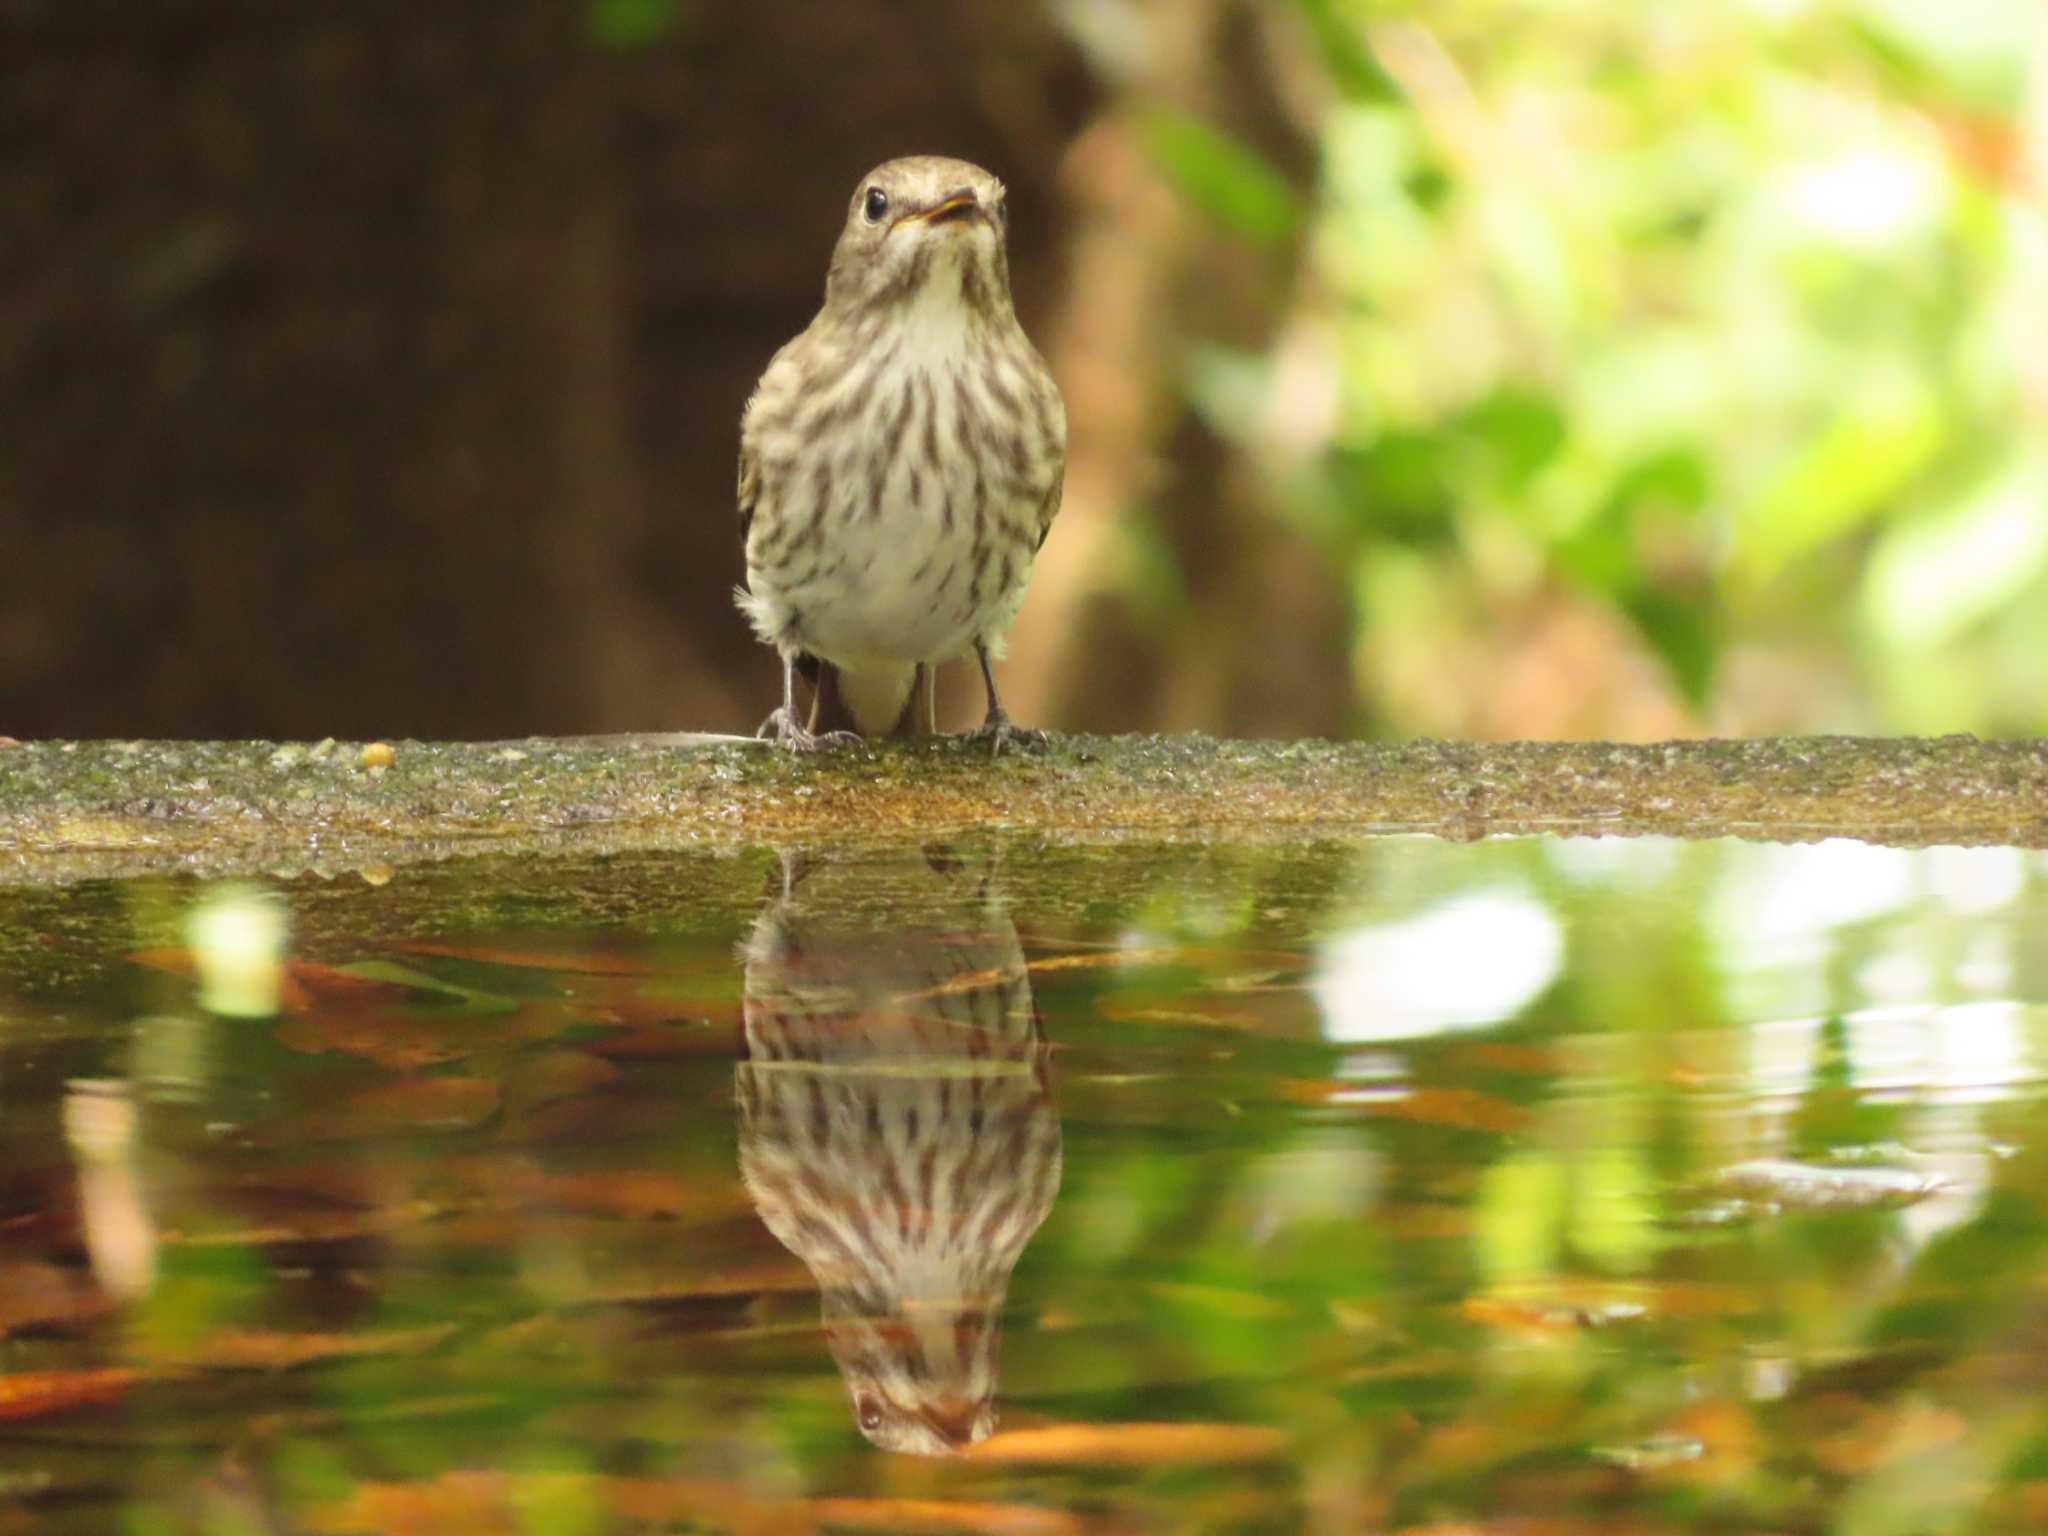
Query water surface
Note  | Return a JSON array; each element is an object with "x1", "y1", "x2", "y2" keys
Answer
[{"x1": 3, "y1": 834, "x2": 2047, "y2": 1533}]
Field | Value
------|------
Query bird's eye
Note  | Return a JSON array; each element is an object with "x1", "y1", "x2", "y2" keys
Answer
[
  {"x1": 857, "y1": 1396, "x2": 885, "y2": 1432},
  {"x1": 863, "y1": 187, "x2": 889, "y2": 223}
]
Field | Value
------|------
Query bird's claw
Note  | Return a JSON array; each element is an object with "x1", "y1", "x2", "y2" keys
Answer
[
  {"x1": 779, "y1": 719, "x2": 863, "y2": 754},
  {"x1": 964, "y1": 711, "x2": 1047, "y2": 758}
]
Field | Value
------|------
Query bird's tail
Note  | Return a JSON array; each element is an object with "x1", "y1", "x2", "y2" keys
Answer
[{"x1": 804, "y1": 658, "x2": 934, "y2": 738}]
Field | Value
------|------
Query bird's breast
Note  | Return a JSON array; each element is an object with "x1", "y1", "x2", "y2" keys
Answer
[{"x1": 745, "y1": 325, "x2": 1063, "y2": 664}]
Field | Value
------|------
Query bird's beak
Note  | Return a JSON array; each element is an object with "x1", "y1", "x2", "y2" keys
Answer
[
  {"x1": 896, "y1": 192, "x2": 981, "y2": 232},
  {"x1": 920, "y1": 1396, "x2": 987, "y2": 1450}
]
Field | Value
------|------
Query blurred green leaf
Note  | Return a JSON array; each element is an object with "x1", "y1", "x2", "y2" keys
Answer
[
  {"x1": 1863, "y1": 450, "x2": 2048, "y2": 649},
  {"x1": 1475, "y1": 1152, "x2": 1565, "y2": 1282},
  {"x1": 1847, "y1": 0, "x2": 2034, "y2": 111},
  {"x1": 1331, "y1": 434, "x2": 1456, "y2": 544},
  {"x1": 1289, "y1": 0, "x2": 1398, "y2": 100},
  {"x1": 1571, "y1": 1147, "x2": 1656, "y2": 1272},
  {"x1": 586, "y1": 0, "x2": 680, "y2": 49},
  {"x1": 1160, "y1": 0, "x2": 2047, "y2": 734},
  {"x1": 1733, "y1": 375, "x2": 1945, "y2": 586},
  {"x1": 1554, "y1": 450, "x2": 1719, "y2": 705},
  {"x1": 1142, "y1": 111, "x2": 1302, "y2": 250},
  {"x1": 1624, "y1": 587, "x2": 1718, "y2": 707},
  {"x1": 1464, "y1": 387, "x2": 1568, "y2": 495}
]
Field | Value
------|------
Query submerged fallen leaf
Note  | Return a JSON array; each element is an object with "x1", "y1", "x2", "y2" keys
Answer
[
  {"x1": 1462, "y1": 1294, "x2": 1645, "y2": 1336},
  {"x1": 0, "y1": 1261, "x2": 117, "y2": 1335},
  {"x1": 1026, "y1": 946, "x2": 1304, "y2": 975},
  {"x1": 0, "y1": 1367, "x2": 144, "y2": 1421},
  {"x1": 1812, "y1": 1395, "x2": 1969, "y2": 1476},
  {"x1": 584, "y1": 1018, "x2": 733, "y2": 1059},
  {"x1": 312, "y1": 1472, "x2": 813, "y2": 1536},
  {"x1": 964, "y1": 1421, "x2": 1290, "y2": 1465},
  {"x1": 1455, "y1": 1042, "x2": 1561, "y2": 1075},
  {"x1": 1098, "y1": 997, "x2": 1267, "y2": 1030},
  {"x1": 276, "y1": 999, "x2": 584, "y2": 1069},
  {"x1": 306, "y1": 1470, "x2": 517, "y2": 1536},
  {"x1": 249, "y1": 1076, "x2": 500, "y2": 1143},
  {"x1": 520, "y1": 1168, "x2": 738, "y2": 1222},
  {"x1": 501, "y1": 1049, "x2": 621, "y2": 1117},
  {"x1": 145, "y1": 1323, "x2": 455, "y2": 1370},
  {"x1": 807, "y1": 1499, "x2": 1079, "y2": 1535},
  {"x1": 1462, "y1": 1280, "x2": 1755, "y2": 1335},
  {"x1": 390, "y1": 941, "x2": 675, "y2": 976},
  {"x1": 1368, "y1": 1087, "x2": 1529, "y2": 1133},
  {"x1": 129, "y1": 950, "x2": 417, "y2": 1015},
  {"x1": 131, "y1": 947, "x2": 550, "y2": 1031}
]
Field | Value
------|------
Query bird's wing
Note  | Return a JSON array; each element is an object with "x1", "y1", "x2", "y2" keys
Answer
[
  {"x1": 1034, "y1": 462, "x2": 1064, "y2": 553},
  {"x1": 736, "y1": 427, "x2": 760, "y2": 547},
  {"x1": 737, "y1": 339, "x2": 802, "y2": 548}
]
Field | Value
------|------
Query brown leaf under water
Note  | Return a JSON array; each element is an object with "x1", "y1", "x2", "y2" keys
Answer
[
  {"x1": 305, "y1": 1470, "x2": 520, "y2": 1536},
  {"x1": 275, "y1": 999, "x2": 586, "y2": 1069},
  {"x1": 499, "y1": 1049, "x2": 621, "y2": 1116},
  {"x1": 1369, "y1": 1087, "x2": 1530, "y2": 1133},
  {"x1": 583, "y1": 1017, "x2": 736, "y2": 1059},
  {"x1": 807, "y1": 1498, "x2": 1081, "y2": 1535},
  {"x1": 0, "y1": 1261, "x2": 117, "y2": 1336},
  {"x1": 390, "y1": 940, "x2": 676, "y2": 976},
  {"x1": 1274, "y1": 1082, "x2": 1530, "y2": 1132},
  {"x1": 1026, "y1": 946, "x2": 1306, "y2": 975},
  {"x1": 248, "y1": 1076, "x2": 500, "y2": 1143},
  {"x1": 310, "y1": 1472, "x2": 814, "y2": 1536},
  {"x1": 143, "y1": 1323, "x2": 455, "y2": 1371},
  {"x1": 518, "y1": 1166, "x2": 746, "y2": 1223},
  {"x1": 1811, "y1": 1394, "x2": 1970, "y2": 1476},
  {"x1": 128, "y1": 949, "x2": 421, "y2": 1015},
  {"x1": 963, "y1": 1421, "x2": 1291, "y2": 1465},
  {"x1": 1097, "y1": 996, "x2": 1268, "y2": 1031},
  {"x1": 1454, "y1": 1042, "x2": 1562, "y2": 1076},
  {"x1": 0, "y1": 1367, "x2": 144, "y2": 1421},
  {"x1": 1461, "y1": 1280, "x2": 1758, "y2": 1336}
]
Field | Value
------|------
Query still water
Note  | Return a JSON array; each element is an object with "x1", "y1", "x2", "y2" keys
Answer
[{"x1": 3, "y1": 834, "x2": 2047, "y2": 1534}]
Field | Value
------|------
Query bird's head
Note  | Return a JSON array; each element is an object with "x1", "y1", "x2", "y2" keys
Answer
[
  {"x1": 823, "y1": 156, "x2": 1013, "y2": 324},
  {"x1": 824, "y1": 1292, "x2": 1003, "y2": 1456}
]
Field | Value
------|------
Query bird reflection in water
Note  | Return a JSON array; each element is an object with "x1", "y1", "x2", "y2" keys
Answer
[{"x1": 736, "y1": 847, "x2": 1061, "y2": 1455}]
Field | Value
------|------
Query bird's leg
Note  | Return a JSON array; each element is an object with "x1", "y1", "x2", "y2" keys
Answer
[
  {"x1": 964, "y1": 642, "x2": 1048, "y2": 757},
  {"x1": 762, "y1": 651, "x2": 861, "y2": 752}
]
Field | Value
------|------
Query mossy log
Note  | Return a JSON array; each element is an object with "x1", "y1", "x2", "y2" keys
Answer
[{"x1": 2, "y1": 733, "x2": 2045, "y2": 884}]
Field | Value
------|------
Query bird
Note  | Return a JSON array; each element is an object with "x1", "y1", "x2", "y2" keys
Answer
[
  {"x1": 736, "y1": 156, "x2": 1067, "y2": 753},
  {"x1": 735, "y1": 846, "x2": 1062, "y2": 1454}
]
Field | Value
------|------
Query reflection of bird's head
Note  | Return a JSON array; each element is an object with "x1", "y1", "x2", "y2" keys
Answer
[
  {"x1": 826, "y1": 1293, "x2": 1001, "y2": 1454},
  {"x1": 824, "y1": 156, "x2": 1012, "y2": 320}
]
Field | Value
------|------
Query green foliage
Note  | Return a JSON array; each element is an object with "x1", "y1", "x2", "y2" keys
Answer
[
  {"x1": 1141, "y1": 112, "x2": 1302, "y2": 252},
  {"x1": 585, "y1": 0, "x2": 682, "y2": 50},
  {"x1": 1143, "y1": 0, "x2": 2048, "y2": 734}
]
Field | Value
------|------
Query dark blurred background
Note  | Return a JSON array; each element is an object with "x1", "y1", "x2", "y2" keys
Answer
[{"x1": 5, "y1": 0, "x2": 2044, "y2": 743}]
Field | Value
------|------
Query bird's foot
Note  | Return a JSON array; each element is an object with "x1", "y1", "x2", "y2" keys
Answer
[
  {"x1": 963, "y1": 710, "x2": 1047, "y2": 758},
  {"x1": 762, "y1": 708, "x2": 862, "y2": 754}
]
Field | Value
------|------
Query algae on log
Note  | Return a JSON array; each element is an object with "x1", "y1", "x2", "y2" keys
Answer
[{"x1": 0, "y1": 734, "x2": 2045, "y2": 884}]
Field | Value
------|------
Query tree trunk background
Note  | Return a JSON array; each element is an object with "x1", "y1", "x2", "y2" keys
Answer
[{"x1": 1, "y1": 2, "x2": 1094, "y2": 739}]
